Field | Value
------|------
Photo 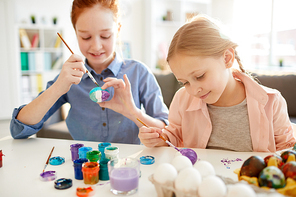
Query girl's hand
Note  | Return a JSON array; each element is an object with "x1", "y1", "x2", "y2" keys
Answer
[
  {"x1": 99, "y1": 74, "x2": 137, "y2": 117},
  {"x1": 54, "y1": 54, "x2": 86, "y2": 95},
  {"x1": 138, "y1": 126, "x2": 163, "y2": 148}
]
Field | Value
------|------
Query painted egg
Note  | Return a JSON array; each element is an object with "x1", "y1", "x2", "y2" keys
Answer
[
  {"x1": 240, "y1": 156, "x2": 266, "y2": 177},
  {"x1": 281, "y1": 161, "x2": 296, "y2": 181},
  {"x1": 280, "y1": 150, "x2": 296, "y2": 163},
  {"x1": 293, "y1": 143, "x2": 296, "y2": 151},
  {"x1": 179, "y1": 148, "x2": 198, "y2": 165},
  {"x1": 89, "y1": 87, "x2": 110, "y2": 103},
  {"x1": 264, "y1": 155, "x2": 284, "y2": 168},
  {"x1": 175, "y1": 167, "x2": 201, "y2": 193},
  {"x1": 258, "y1": 166, "x2": 285, "y2": 189}
]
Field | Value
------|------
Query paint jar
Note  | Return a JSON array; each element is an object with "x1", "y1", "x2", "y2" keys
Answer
[
  {"x1": 99, "y1": 158, "x2": 110, "y2": 181},
  {"x1": 105, "y1": 146, "x2": 119, "y2": 163},
  {"x1": 70, "y1": 143, "x2": 84, "y2": 161},
  {"x1": 108, "y1": 157, "x2": 140, "y2": 195},
  {"x1": 79, "y1": 147, "x2": 93, "y2": 159},
  {"x1": 82, "y1": 162, "x2": 100, "y2": 185},
  {"x1": 73, "y1": 158, "x2": 88, "y2": 180},
  {"x1": 98, "y1": 142, "x2": 111, "y2": 160},
  {"x1": 0, "y1": 150, "x2": 4, "y2": 168},
  {"x1": 86, "y1": 150, "x2": 101, "y2": 163}
]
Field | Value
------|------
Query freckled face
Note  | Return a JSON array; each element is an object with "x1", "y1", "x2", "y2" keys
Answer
[
  {"x1": 169, "y1": 54, "x2": 230, "y2": 105},
  {"x1": 75, "y1": 5, "x2": 118, "y2": 70}
]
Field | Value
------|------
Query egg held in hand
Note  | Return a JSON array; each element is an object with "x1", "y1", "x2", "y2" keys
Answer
[{"x1": 89, "y1": 87, "x2": 110, "y2": 103}]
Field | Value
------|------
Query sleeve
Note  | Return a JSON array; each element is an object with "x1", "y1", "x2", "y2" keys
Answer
[
  {"x1": 273, "y1": 92, "x2": 296, "y2": 150},
  {"x1": 10, "y1": 76, "x2": 67, "y2": 139},
  {"x1": 162, "y1": 88, "x2": 185, "y2": 147},
  {"x1": 138, "y1": 66, "x2": 169, "y2": 125}
]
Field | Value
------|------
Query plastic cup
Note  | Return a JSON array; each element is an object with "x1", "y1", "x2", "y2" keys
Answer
[
  {"x1": 108, "y1": 157, "x2": 140, "y2": 195},
  {"x1": 70, "y1": 143, "x2": 84, "y2": 161},
  {"x1": 82, "y1": 162, "x2": 100, "y2": 185},
  {"x1": 78, "y1": 147, "x2": 93, "y2": 159},
  {"x1": 73, "y1": 158, "x2": 88, "y2": 180}
]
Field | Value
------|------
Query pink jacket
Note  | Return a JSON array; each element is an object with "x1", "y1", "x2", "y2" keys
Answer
[{"x1": 163, "y1": 70, "x2": 295, "y2": 152}]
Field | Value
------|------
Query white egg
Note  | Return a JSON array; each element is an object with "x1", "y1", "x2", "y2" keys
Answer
[
  {"x1": 198, "y1": 175, "x2": 227, "y2": 197},
  {"x1": 153, "y1": 163, "x2": 178, "y2": 184},
  {"x1": 193, "y1": 160, "x2": 215, "y2": 178},
  {"x1": 226, "y1": 183, "x2": 256, "y2": 197},
  {"x1": 175, "y1": 167, "x2": 202, "y2": 192},
  {"x1": 171, "y1": 155, "x2": 192, "y2": 172},
  {"x1": 175, "y1": 151, "x2": 182, "y2": 157}
]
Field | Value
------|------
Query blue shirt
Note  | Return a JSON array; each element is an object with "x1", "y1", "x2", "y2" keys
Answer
[{"x1": 10, "y1": 54, "x2": 169, "y2": 144}]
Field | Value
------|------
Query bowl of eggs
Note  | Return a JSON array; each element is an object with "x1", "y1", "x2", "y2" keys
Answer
[{"x1": 149, "y1": 154, "x2": 267, "y2": 197}]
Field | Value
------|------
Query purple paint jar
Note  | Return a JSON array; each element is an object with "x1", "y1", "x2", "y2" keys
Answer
[
  {"x1": 70, "y1": 143, "x2": 84, "y2": 161},
  {"x1": 73, "y1": 158, "x2": 88, "y2": 180}
]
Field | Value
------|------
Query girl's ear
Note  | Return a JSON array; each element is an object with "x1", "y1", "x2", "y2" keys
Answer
[
  {"x1": 224, "y1": 48, "x2": 235, "y2": 68},
  {"x1": 117, "y1": 22, "x2": 122, "y2": 37}
]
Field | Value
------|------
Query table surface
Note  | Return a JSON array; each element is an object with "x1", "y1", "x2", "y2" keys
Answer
[{"x1": 0, "y1": 136, "x2": 273, "y2": 197}]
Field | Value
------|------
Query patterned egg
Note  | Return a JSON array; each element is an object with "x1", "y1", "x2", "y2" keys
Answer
[
  {"x1": 240, "y1": 156, "x2": 266, "y2": 177},
  {"x1": 89, "y1": 87, "x2": 110, "y2": 103},
  {"x1": 258, "y1": 166, "x2": 286, "y2": 189},
  {"x1": 293, "y1": 143, "x2": 296, "y2": 151},
  {"x1": 264, "y1": 155, "x2": 284, "y2": 168},
  {"x1": 280, "y1": 150, "x2": 296, "y2": 163},
  {"x1": 281, "y1": 161, "x2": 296, "y2": 181}
]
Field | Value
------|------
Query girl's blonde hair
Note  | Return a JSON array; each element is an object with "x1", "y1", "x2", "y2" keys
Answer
[{"x1": 167, "y1": 15, "x2": 246, "y2": 73}]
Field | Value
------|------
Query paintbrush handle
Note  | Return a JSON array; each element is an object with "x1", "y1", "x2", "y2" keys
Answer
[{"x1": 57, "y1": 32, "x2": 99, "y2": 87}]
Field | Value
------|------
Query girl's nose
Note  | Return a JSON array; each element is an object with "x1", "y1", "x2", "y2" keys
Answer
[
  {"x1": 187, "y1": 85, "x2": 202, "y2": 96},
  {"x1": 91, "y1": 37, "x2": 102, "y2": 50}
]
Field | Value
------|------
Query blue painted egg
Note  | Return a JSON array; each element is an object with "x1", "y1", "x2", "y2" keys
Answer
[
  {"x1": 89, "y1": 87, "x2": 110, "y2": 103},
  {"x1": 258, "y1": 166, "x2": 285, "y2": 189}
]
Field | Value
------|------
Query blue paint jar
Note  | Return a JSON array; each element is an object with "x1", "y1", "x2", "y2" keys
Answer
[
  {"x1": 78, "y1": 147, "x2": 93, "y2": 159},
  {"x1": 73, "y1": 158, "x2": 88, "y2": 180},
  {"x1": 98, "y1": 142, "x2": 111, "y2": 160}
]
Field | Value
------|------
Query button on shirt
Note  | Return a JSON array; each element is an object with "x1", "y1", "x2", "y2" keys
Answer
[{"x1": 10, "y1": 53, "x2": 169, "y2": 144}]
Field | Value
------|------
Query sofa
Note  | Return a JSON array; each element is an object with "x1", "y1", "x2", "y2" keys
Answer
[{"x1": 36, "y1": 70, "x2": 296, "y2": 140}]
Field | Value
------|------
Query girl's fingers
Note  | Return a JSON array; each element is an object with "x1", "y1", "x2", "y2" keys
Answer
[
  {"x1": 101, "y1": 78, "x2": 125, "y2": 89},
  {"x1": 123, "y1": 74, "x2": 131, "y2": 90}
]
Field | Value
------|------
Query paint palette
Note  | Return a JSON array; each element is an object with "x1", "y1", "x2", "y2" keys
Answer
[{"x1": 89, "y1": 87, "x2": 110, "y2": 103}]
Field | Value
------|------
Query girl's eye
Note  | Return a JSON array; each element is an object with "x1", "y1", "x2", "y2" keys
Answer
[
  {"x1": 196, "y1": 74, "x2": 204, "y2": 80},
  {"x1": 101, "y1": 35, "x2": 111, "y2": 39},
  {"x1": 179, "y1": 81, "x2": 188, "y2": 87},
  {"x1": 82, "y1": 37, "x2": 91, "y2": 40}
]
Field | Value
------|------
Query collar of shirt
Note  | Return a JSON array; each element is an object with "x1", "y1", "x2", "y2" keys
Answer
[{"x1": 81, "y1": 52, "x2": 123, "y2": 80}]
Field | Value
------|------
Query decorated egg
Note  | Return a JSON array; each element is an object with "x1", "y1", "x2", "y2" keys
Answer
[
  {"x1": 153, "y1": 163, "x2": 178, "y2": 184},
  {"x1": 281, "y1": 161, "x2": 296, "y2": 181},
  {"x1": 240, "y1": 156, "x2": 266, "y2": 177},
  {"x1": 179, "y1": 148, "x2": 198, "y2": 165},
  {"x1": 280, "y1": 150, "x2": 296, "y2": 163},
  {"x1": 175, "y1": 167, "x2": 201, "y2": 193},
  {"x1": 293, "y1": 143, "x2": 296, "y2": 151},
  {"x1": 89, "y1": 87, "x2": 110, "y2": 103},
  {"x1": 171, "y1": 155, "x2": 192, "y2": 172},
  {"x1": 264, "y1": 155, "x2": 284, "y2": 168},
  {"x1": 258, "y1": 166, "x2": 285, "y2": 189}
]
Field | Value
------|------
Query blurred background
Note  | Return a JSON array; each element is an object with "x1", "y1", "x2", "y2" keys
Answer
[{"x1": 0, "y1": 0, "x2": 295, "y2": 121}]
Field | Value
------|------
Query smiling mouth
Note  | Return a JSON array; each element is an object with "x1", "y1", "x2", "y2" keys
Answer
[
  {"x1": 200, "y1": 91, "x2": 210, "y2": 99},
  {"x1": 90, "y1": 52, "x2": 104, "y2": 57}
]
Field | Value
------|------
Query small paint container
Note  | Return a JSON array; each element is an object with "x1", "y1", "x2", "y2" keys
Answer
[
  {"x1": 99, "y1": 158, "x2": 110, "y2": 181},
  {"x1": 98, "y1": 142, "x2": 111, "y2": 160},
  {"x1": 73, "y1": 158, "x2": 88, "y2": 180},
  {"x1": 70, "y1": 143, "x2": 84, "y2": 161},
  {"x1": 54, "y1": 178, "x2": 73, "y2": 189},
  {"x1": 49, "y1": 156, "x2": 65, "y2": 165},
  {"x1": 76, "y1": 186, "x2": 95, "y2": 197},
  {"x1": 105, "y1": 146, "x2": 119, "y2": 163},
  {"x1": 40, "y1": 171, "x2": 57, "y2": 181},
  {"x1": 86, "y1": 150, "x2": 101, "y2": 163},
  {"x1": 79, "y1": 147, "x2": 93, "y2": 159},
  {"x1": 82, "y1": 162, "x2": 100, "y2": 185},
  {"x1": 0, "y1": 150, "x2": 4, "y2": 168},
  {"x1": 140, "y1": 156, "x2": 155, "y2": 165}
]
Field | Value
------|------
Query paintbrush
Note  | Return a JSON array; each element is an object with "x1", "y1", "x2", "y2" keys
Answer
[
  {"x1": 136, "y1": 118, "x2": 181, "y2": 152},
  {"x1": 43, "y1": 146, "x2": 55, "y2": 172},
  {"x1": 57, "y1": 32, "x2": 100, "y2": 87}
]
